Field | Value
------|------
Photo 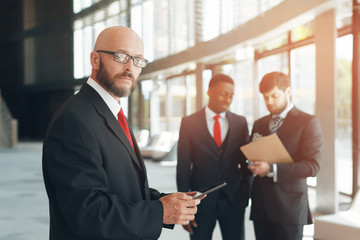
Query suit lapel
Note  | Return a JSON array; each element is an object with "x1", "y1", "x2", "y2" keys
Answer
[
  {"x1": 80, "y1": 84, "x2": 143, "y2": 172},
  {"x1": 254, "y1": 115, "x2": 272, "y2": 137},
  {"x1": 275, "y1": 107, "x2": 298, "y2": 137},
  {"x1": 220, "y1": 112, "x2": 235, "y2": 160}
]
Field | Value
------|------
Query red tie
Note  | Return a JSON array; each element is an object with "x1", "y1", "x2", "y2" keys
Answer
[
  {"x1": 118, "y1": 108, "x2": 134, "y2": 150},
  {"x1": 213, "y1": 115, "x2": 221, "y2": 147}
]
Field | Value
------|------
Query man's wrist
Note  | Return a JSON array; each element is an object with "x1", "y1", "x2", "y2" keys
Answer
[{"x1": 266, "y1": 164, "x2": 274, "y2": 177}]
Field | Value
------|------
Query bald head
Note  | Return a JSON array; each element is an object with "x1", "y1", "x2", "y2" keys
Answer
[
  {"x1": 90, "y1": 26, "x2": 145, "y2": 101},
  {"x1": 93, "y1": 26, "x2": 144, "y2": 55}
]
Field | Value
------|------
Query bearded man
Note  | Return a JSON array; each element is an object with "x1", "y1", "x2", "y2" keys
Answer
[{"x1": 42, "y1": 26, "x2": 201, "y2": 240}]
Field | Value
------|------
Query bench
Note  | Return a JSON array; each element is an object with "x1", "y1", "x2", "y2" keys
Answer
[{"x1": 314, "y1": 188, "x2": 360, "y2": 240}]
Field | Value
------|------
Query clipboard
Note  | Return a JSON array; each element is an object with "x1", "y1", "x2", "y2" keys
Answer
[{"x1": 240, "y1": 133, "x2": 293, "y2": 164}]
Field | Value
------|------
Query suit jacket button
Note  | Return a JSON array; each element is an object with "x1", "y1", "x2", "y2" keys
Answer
[{"x1": 238, "y1": 164, "x2": 241, "y2": 169}]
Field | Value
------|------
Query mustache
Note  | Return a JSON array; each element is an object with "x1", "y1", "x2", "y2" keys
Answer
[{"x1": 115, "y1": 72, "x2": 135, "y2": 81}]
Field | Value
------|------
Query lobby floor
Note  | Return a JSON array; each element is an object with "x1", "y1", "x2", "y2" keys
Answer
[{"x1": 0, "y1": 142, "x2": 316, "y2": 240}]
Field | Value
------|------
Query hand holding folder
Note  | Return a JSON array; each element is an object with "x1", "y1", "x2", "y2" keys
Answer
[{"x1": 240, "y1": 133, "x2": 293, "y2": 164}]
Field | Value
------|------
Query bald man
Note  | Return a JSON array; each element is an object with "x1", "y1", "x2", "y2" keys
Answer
[{"x1": 42, "y1": 26, "x2": 201, "y2": 240}]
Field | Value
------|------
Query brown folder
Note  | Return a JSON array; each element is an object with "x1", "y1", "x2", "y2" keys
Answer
[{"x1": 240, "y1": 133, "x2": 293, "y2": 164}]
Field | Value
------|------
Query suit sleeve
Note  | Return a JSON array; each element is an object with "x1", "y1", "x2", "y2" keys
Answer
[
  {"x1": 239, "y1": 117, "x2": 253, "y2": 194},
  {"x1": 43, "y1": 112, "x2": 163, "y2": 239},
  {"x1": 176, "y1": 117, "x2": 192, "y2": 192},
  {"x1": 277, "y1": 116, "x2": 323, "y2": 182}
]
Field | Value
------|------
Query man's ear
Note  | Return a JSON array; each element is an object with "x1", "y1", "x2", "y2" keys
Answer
[
  {"x1": 90, "y1": 51, "x2": 100, "y2": 70},
  {"x1": 285, "y1": 86, "x2": 291, "y2": 99}
]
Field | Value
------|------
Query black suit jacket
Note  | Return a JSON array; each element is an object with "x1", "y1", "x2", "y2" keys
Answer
[
  {"x1": 176, "y1": 108, "x2": 252, "y2": 213},
  {"x1": 249, "y1": 107, "x2": 323, "y2": 225},
  {"x1": 42, "y1": 83, "x2": 164, "y2": 240}
]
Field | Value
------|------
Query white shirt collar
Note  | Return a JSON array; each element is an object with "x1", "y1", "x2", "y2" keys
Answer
[
  {"x1": 205, "y1": 106, "x2": 226, "y2": 120},
  {"x1": 86, "y1": 77, "x2": 121, "y2": 119}
]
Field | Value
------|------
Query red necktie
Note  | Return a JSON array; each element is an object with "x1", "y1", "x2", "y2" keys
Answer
[
  {"x1": 213, "y1": 115, "x2": 221, "y2": 147},
  {"x1": 118, "y1": 108, "x2": 134, "y2": 150}
]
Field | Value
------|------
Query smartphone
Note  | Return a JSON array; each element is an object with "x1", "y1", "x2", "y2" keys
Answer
[{"x1": 192, "y1": 180, "x2": 227, "y2": 199}]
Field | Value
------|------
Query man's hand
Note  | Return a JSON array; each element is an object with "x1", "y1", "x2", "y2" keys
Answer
[
  {"x1": 248, "y1": 160, "x2": 270, "y2": 177},
  {"x1": 182, "y1": 220, "x2": 197, "y2": 235},
  {"x1": 159, "y1": 192, "x2": 201, "y2": 225}
]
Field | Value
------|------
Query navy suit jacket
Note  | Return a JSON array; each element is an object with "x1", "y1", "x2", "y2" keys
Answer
[
  {"x1": 250, "y1": 107, "x2": 323, "y2": 225},
  {"x1": 176, "y1": 108, "x2": 252, "y2": 213},
  {"x1": 42, "y1": 83, "x2": 164, "y2": 240}
]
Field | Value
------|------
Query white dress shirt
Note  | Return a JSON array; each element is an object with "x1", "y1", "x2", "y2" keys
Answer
[
  {"x1": 205, "y1": 106, "x2": 229, "y2": 143},
  {"x1": 87, "y1": 78, "x2": 123, "y2": 120}
]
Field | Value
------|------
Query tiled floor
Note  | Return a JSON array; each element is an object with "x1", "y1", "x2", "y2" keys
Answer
[{"x1": 0, "y1": 142, "x2": 318, "y2": 240}]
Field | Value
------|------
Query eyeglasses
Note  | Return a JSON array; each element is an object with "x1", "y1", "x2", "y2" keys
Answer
[{"x1": 96, "y1": 50, "x2": 148, "y2": 68}]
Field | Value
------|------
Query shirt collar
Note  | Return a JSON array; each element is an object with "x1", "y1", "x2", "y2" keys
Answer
[
  {"x1": 86, "y1": 77, "x2": 121, "y2": 118},
  {"x1": 205, "y1": 106, "x2": 226, "y2": 120}
]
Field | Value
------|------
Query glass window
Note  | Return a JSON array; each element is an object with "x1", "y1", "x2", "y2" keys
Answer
[
  {"x1": 258, "y1": 33, "x2": 288, "y2": 53},
  {"x1": 186, "y1": 74, "x2": 197, "y2": 115},
  {"x1": 131, "y1": 5, "x2": 142, "y2": 38},
  {"x1": 131, "y1": 80, "x2": 152, "y2": 132},
  {"x1": 153, "y1": 0, "x2": 170, "y2": 59},
  {"x1": 210, "y1": 59, "x2": 254, "y2": 131},
  {"x1": 202, "y1": 69, "x2": 213, "y2": 104},
  {"x1": 94, "y1": 22, "x2": 105, "y2": 39},
  {"x1": 336, "y1": 34, "x2": 353, "y2": 195},
  {"x1": 259, "y1": 0, "x2": 284, "y2": 13},
  {"x1": 336, "y1": 0, "x2": 352, "y2": 29},
  {"x1": 149, "y1": 79, "x2": 167, "y2": 135},
  {"x1": 291, "y1": 22, "x2": 314, "y2": 42},
  {"x1": 235, "y1": 0, "x2": 259, "y2": 26},
  {"x1": 201, "y1": 0, "x2": 220, "y2": 41},
  {"x1": 290, "y1": 44, "x2": 317, "y2": 187},
  {"x1": 83, "y1": 26, "x2": 93, "y2": 77},
  {"x1": 233, "y1": 60, "x2": 255, "y2": 129},
  {"x1": 74, "y1": 29, "x2": 84, "y2": 79},
  {"x1": 73, "y1": 0, "x2": 96, "y2": 13},
  {"x1": 143, "y1": 0, "x2": 154, "y2": 61},
  {"x1": 107, "y1": 1, "x2": 120, "y2": 16},
  {"x1": 171, "y1": 0, "x2": 194, "y2": 54},
  {"x1": 168, "y1": 76, "x2": 186, "y2": 132},
  {"x1": 290, "y1": 44, "x2": 316, "y2": 115},
  {"x1": 106, "y1": 15, "x2": 120, "y2": 28},
  {"x1": 220, "y1": 0, "x2": 235, "y2": 34},
  {"x1": 257, "y1": 53, "x2": 289, "y2": 117}
]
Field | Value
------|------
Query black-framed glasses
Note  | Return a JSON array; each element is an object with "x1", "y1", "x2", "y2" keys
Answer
[{"x1": 96, "y1": 50, "x2": 148, "y2": 68}]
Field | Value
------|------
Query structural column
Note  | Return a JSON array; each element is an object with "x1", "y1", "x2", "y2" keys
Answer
[
  {"x1": 352, "y1": 0, "x2": 360, "y2": 199},
  {"x1": 315, "y1": 9, "x2": 338, "y2": 214},
  {"x1": 195, "y1": 63, "x2": 204, "y2": 111}
]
